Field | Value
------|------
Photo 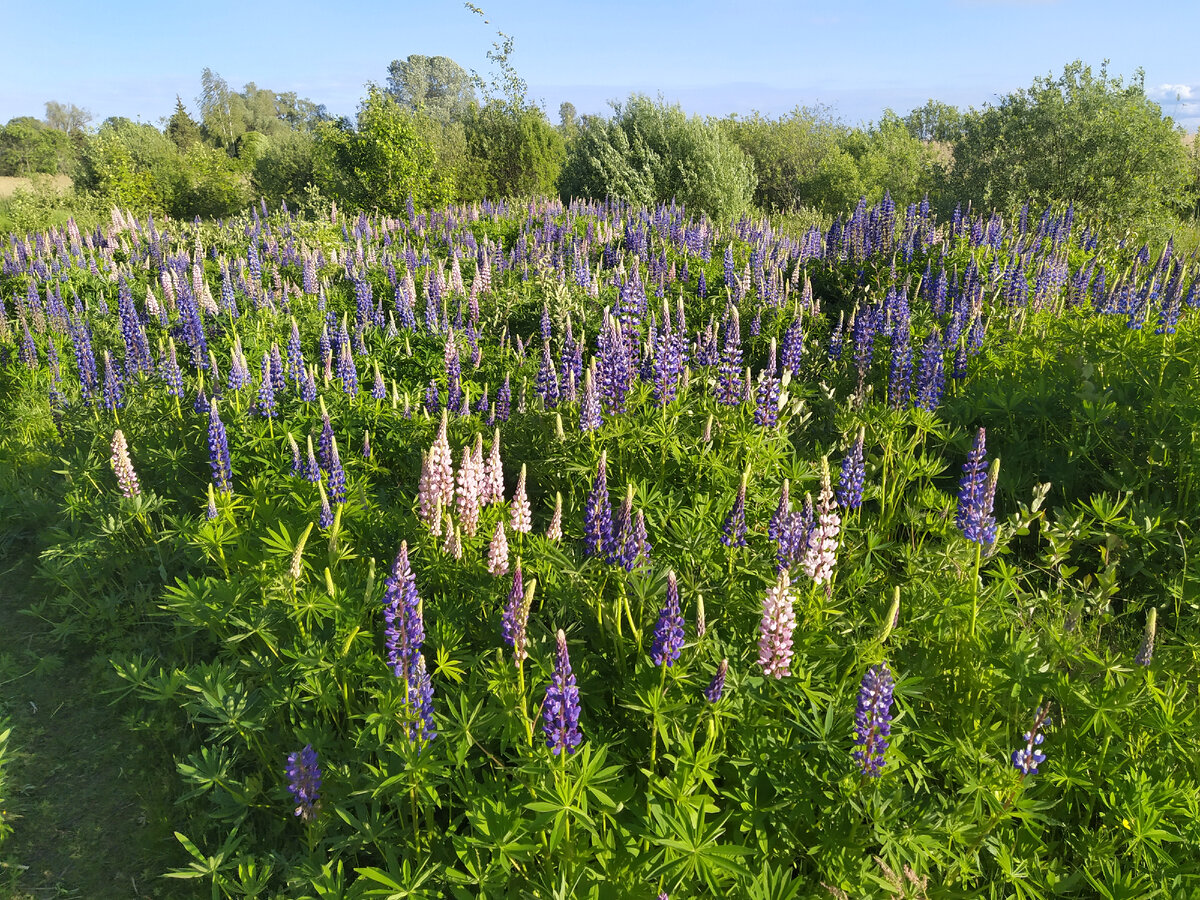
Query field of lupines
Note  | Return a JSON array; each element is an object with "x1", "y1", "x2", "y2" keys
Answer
[{"x1": 0, "y1": 193, "x2": 1198, "y2": 899}]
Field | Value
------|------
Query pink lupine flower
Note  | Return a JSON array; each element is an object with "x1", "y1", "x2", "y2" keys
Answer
[
  {"x1": 456, "y1": 444, "x2": 482, "y2": 538},
  {"x1": 546, "y1": 491, "x2": 563, "y2": 542},
  {"x1": 510, "y1": 463, "x2": 532, "y2": 534},
  {"x1": 110, "y1": 429, "x2": 140, "y2": 497},
  {"x1": 487, "y1": 520, "x2": 509, "y2": 576},
  {"x1": 802, "y1": 457, "x2": 841, "y2": 586},
  {"x1": 757, "y1": 569, "x2": 796, "y2": 679},
  {"x1": 483, "y1": 428, "x2": 504, "y2": 505},
  {"x1": 428, "y1": 409, "x2": 455, "y2": 510}
]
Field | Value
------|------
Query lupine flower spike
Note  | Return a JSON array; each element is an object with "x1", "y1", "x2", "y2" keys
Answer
[
  {"x1": 836, "y1": 428, "x2": 866, "y2": 510},
  {"x1": 757, "y1": 569, "x2": 796, "y2": 678},
  {"x1": 1012, "y1": 703, "x2": 1052, "y2": 776},
  {"x1": 286, "y1": 744, "x2": 321, "y2": 822},
  {"x1": 956, "y1": 427, "x2": 997, "y2": 545},
  {"x1": 853, "y1": 663, "x2": 895, "y2": 777},
  {"x1": 546, "y1": 491, "x2": 563, "y2": 542},
  {"x1": 704, "y1": 659, "x2": 728, "y2": 702},
  {"x1": 650, "y1": 571, "x2": 686, "y2": 667},
  {"x1": 721, "y1": 468, "x2": 749, "y2": 548},
  {"x1": 510, "y1": 463, "x2": 532, "y2": 534},
  {"x1": 543, "y1": 629, "x2": 582, "y2": 755},
  {"x1": 487, "y1": 520, "x2": 509, "y2": 577},
  {"x1": 110, "y1": 429, "x2": 140, "y2": 497},
  {"x1": 802, "y1": 457, "x2": 840, "y2": 586}
]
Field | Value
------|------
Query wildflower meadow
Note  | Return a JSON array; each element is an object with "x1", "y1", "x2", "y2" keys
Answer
[{"x1": 0, "y1": 194, "x2": 1198, "y2": 899}]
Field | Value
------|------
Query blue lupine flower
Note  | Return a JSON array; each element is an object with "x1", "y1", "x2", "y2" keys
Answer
[
  {"x1": 913, "y1": 329, "x2": 945, "y2": 413},
  {"x1": 704, "y1": 659, "x2": 729, "y2": 702},
  {"x1": 102, "y1": 350, "x2": 124, "y2": 411},
  {"x1": 543, "y1": 629, "x2": 582, "y2": 755},
  {"x1": 327, "y1": 436, "x2": 347, "y2": 506},
  {"x1": 650, "y1": 571, "x2": 685, "y2": 667},
  {"x1": 257, "y1": 352, "x2": 277, "y2": 418},
  {"x1": 208, "y1": 401, "x2": 232, "y2": 493},
  {"x1": 715, "y1": 307, "x2": 743, "y2": 406},
  {"x1": 956, "y1": 427, "x2": 997, "y2": 545},
  {"x1": 286, "y1": 744, "x2": 321, "y2": 822},
  {"x1": 836, "y1": 429, "x2": 866, "y2": 510},
  {"x1": 853, "y1": 663, "x2": 895, "y2": 778},
  {"x1": 1012, "y1": 703, "x2": 1051, "y2": 776},
  {"x1": 583, "y1": 451, "x2": 614, "y2": 560},
  {"x1": 721, "y1": 471, "x2": 749, "y2": 548}
]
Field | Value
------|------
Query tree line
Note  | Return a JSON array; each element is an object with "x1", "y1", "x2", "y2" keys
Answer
[{"x1": 2, "y1": 58, "x2": 1198, "y2": 234}]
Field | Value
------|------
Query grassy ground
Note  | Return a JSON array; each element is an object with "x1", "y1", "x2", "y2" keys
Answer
[{"x1": 0, "y1": 572, "x2": 190, "y2": 899}]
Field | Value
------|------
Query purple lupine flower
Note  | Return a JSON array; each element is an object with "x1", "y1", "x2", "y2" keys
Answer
[
  {"x1": 913, "y1": 329, "x2": 945, "y2": 413},
  {"x1": 269, "y1": 342, "x2": 286, "y2": 394},
  {"x1": 757, "y1": 569, "x2": 796, "y2": 678},
  {"x1": 543, "y1": 629, "x2": 583, "y2": 755},
  {"x1": 285, "y1": 744, "x2": 321, "y2": 822},
  {"x1": 257, "y1": 352, "x2": 277, "y2": 418},
  {"x1": 102, "y1": 349, "x2": 124, "y2": 411},
  {"x1": 720, "y1": 470, "x2": 749, "y2": 548},
  {"x1": 836, "y1": 429, "x2": 866, "y2": 509},
  {"x1": 303, "y1": 435, "x2": 321, "y2": 483},
  {"x1": 207, "y1": 401, "x2": 232, "y2": 493},
  {"x1": 624, "y1": 509, "x2": 650, "y2": 571},
  {"x1": 583, "y1": 451, "x2": 614, "y2": 560},
  {"x1": 317, "y1": 481, "x2": 333, "y2": 529},
  {"x1": 715, "y1": 307, "x2": 743, "y2": 406},
  {"x1": 110, "y1": 429, "x2": 140, "y2": 497},
  {"x1": 496, "y1": 373, "x2": 511, "y2": 422},
  {"x1": 781, "y1": 312, "x2": 804, "y2": 376},
  {"x1": 1012, "y1": 703, "x2": 1051, "y2": 776},
  {"x1": 853, "y1": 662, "x2": 895, "y2": 778},
  {"x1": 371, "y1": 362, "x2": 386, "y2": 400},
  {"x1": 287, "y1": 318, "x2": 304, "y2": 384},
  {"x1": 650, "y1": 571, "x2": 686, "y2": 667},
  {"x1": 409, "y1": 653, "x2": 437, "y2": 743},
  {"x1": 301, "y1": 368, "x2": 317, "y2": 402},
  {"x1": 327, "y1": 436, "x2": 346, "y2": 506},
  {"x1": 754, "y1": 339, "x2": 781, "y2": 427},
  {"x1": 163, "y1": 338, "x2": 184, "y2": 397},
  {"x1": 596, "y1": 312, "x2": 632, "y2": 415},
  {"x1": 956, "y1": 427, "x2": 997, "y2": 545},
  {"x1": 827, "y1": 311, "x2": 845, "y2": 361},
  {"x1": 311, "y1": 409, "x2": 332, "y2": 470},
  {"x1": 382, "y1": 541, "x2": 425, "y2": 681},
  {"x1": 337, "y1": 341, "x2": 358, "y2": 397},
  {"x1": 536, "y1": 340, "x2": 560, "y2": 409},
  {"x1": 704, "y1": 659, "x2": 729, "y2": 702},
  {"x1": 501, "y1": 562, "x2": 523, "y2": 650},
  {"x1": 580, "y1": 363, "x2": 603, "y2": 431}
]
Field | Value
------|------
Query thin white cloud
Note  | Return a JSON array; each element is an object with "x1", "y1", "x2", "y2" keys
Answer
[{"x1": 1153, "y1": 83, "x2": 1194, "y2": 101}]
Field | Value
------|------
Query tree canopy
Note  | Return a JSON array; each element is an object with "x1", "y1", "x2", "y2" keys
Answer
[{"x1": 951, "y1": 60, "x2": 1195, "y2": 227}]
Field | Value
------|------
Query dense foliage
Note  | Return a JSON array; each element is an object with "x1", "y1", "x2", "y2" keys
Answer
[
  {"x1": 560, "y1": 95, "x2": 757, "y2": 220},
  {"x1": 1, "y1": 190, "x2": 1198, "y2": 898}
]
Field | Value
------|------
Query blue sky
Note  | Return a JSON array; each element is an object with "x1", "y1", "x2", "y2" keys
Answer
[{"x1": 3, "y1": 0, "x2": 1198, "y2": 130}]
